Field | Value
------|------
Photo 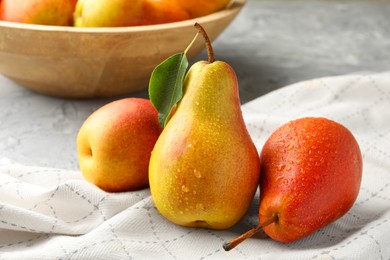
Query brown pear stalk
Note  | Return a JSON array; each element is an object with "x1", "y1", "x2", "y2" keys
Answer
[
  {"x1": 194, "y1": 22, "x2": 215, "y2": 63},
  {"x1": 223, "y1": 214, "x2": 278, "y2": 251}
]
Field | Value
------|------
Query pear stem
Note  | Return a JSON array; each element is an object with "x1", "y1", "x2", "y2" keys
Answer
[
  {"x1": 194, "y1": 22, "x2": 215, "y2": 63},
  {"x1": 223, "y1": 214, "x2": 278, "y2": 251}
]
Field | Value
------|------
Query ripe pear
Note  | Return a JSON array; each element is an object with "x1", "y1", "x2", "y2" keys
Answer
[
  {"x1": 172, "y1": 0, "x2": 231, "y2": 18},
  {"x1": 133, "y1": 0, "x2": 191, "y2": 26},
  {"x1": 148, "y1": 26, "x2": 260, "y2": 230},
  {"x1": 74, "y1": 0, "x2": 189, "y2": 27},
  {"x1": 77, "y1": 98, "x2": 162, "y2": 192},
  {"x1": 0, "y1": 0, "x2": 77, "y2": 26},
  {"x1": 224, "y1": 117, "x2": 363, "y2": 250},
  {"x1": 74, "y1": 0, "x2": 143, "y2": 27}
]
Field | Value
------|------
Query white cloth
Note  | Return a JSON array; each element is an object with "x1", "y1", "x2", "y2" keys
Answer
[{"x1": 1, "y1": 72, "x2": 390, "y2": 259}]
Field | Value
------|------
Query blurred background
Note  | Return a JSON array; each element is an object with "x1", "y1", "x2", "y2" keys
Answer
[{"x1": 205, "y1": 0, "x2": 390, "y2": 103}]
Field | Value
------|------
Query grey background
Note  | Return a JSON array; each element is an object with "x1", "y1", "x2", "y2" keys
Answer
[{"x1": 210, "y1": 0, "x2": 390, "y2": 103}]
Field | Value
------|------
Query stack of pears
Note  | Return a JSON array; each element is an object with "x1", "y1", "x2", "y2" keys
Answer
[{"x1": 148, "y1": 24, "x2": 260, "y2": 229}]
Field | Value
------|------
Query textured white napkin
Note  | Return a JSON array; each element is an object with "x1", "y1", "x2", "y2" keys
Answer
[{"x1": 1, "y1": 72, "x2": 390, "y2": 259}]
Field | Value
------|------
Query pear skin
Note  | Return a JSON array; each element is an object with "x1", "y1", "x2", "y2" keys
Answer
[
  {"x1": 223, "y1": 117, "x2": 363, "y2": 251},
  {"x1": 149, "y1": 60, "x2": 260, "y2": 230},
  {"x1": 259, "y1": 117, "x2": 362, "y2": 242}
]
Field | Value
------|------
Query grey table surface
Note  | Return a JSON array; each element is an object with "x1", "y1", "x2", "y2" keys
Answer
[{"x1": 1, "y1": 0, "x2": 390, "y2": 169}]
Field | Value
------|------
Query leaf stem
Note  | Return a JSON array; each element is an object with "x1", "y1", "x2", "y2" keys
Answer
[
  {"x1": 223, "y1": 214, "x2": 278, "y2": 251},
  {"x1": 194, "y1": 22, "x2": 215, "y2": 63},
  {"x1": 184, "y1": 31, "x2": 200, "y2": 55}
]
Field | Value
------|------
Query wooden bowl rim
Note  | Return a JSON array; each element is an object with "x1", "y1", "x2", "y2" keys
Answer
[{"x1": 0, "y1": 0, "x2": 246, "y2": 34}]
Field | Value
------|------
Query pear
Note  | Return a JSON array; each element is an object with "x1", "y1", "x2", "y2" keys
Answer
[
  {"x1": 224, "y1": 117, "x2": 363, "y2": 250},
  {"x1": 148, "y1": 24, "x2": 260, "y2": 230}
]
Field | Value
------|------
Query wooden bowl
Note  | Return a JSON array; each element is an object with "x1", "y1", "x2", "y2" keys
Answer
[{"x1": 0, "y1": 0, "x2": 245, "y2": 98}]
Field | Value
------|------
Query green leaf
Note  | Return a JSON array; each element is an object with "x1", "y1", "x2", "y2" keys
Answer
[{"x1": 149, "y1": 53, "x2": 189, "y2": 127}]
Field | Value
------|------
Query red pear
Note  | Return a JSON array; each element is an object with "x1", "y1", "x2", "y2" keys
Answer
[{"x1": 224, "y1": 117, "x2": 362, "y2": 250}]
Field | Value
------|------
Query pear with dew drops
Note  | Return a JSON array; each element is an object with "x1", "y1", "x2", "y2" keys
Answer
[
  {"x1": 223, "y1": 117, "x2": 363, "y2": 250},
  {"x1": 148, "y1": 23, "x2": 260, "y2": 230}
]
